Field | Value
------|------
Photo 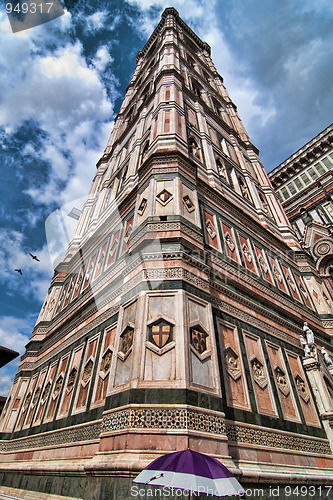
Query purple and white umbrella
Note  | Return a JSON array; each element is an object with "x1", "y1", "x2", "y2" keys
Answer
[{"x1": 133, "y1": 449, "x2": 245, "y2": 497}]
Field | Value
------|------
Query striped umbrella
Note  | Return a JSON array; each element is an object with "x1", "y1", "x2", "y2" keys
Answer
[{"x1": 133, "y1": 449, "x2": 245, "y2": 497}]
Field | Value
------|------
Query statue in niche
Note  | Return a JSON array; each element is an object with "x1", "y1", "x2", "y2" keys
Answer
[
  {"x1": 238, "y1": 177, "x2": 250, "y2": 200},
  {"x1": 303, "y1": 322, "x2": 315, "y2": 344},
  {"x1": 189, "y1": 137, "x2": 200, "y2": 159},
  {"x1": 300, "y1": 335, "x2": 311, "y2": 357},
  {"x1": 322, "y1": 347, "x2": 333, "y2": 367}
]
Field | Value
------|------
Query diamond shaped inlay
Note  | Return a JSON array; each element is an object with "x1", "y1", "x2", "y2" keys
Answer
[
  {"x1": 295, "y1": 374, "x2": 310, "y2": 402},
  {"x1": 224, "y1": 345, "x2": 242, "y2": 381},
  {"x1": 274, "y1": 365, "x2": 290, "y2": 397},
  {"x1": 183, "y1": 195, "x2": 195, "y2": 213},
  {"x1": 250, "y1": 357, "x2": 267, "y2": 389},
  {"x1": 156, "y1": 189, "x2": 173, "y2": 206}
]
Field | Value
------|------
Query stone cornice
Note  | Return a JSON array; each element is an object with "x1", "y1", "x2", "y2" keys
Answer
[{"x1": 270, "y1": 124, "x2": 333, "y2": 186}]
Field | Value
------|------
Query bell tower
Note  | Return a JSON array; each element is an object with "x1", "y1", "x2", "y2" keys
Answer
[{"x1": 1, "y1": 8, "x2": 333, "y2": 499}]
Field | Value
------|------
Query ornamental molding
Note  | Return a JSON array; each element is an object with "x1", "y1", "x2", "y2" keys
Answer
[
  {"x1": 225, "y1": 423, "x2": 331, "y2": 455},
  {"x1": 101, "y1": 406, "x2": 226, "y2": 436},
  {"x1": 209, "y1": 252, "x2": 320, "y2": 327},
  {"x1": 0, "y1": 421, "x2": 101, "y2": 452},
  {"x1": 19, "y1": 303, "x2": 120, "y2": 372}
]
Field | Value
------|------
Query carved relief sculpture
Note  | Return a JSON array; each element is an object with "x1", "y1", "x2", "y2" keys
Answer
[
  {"x1": 225, "y1": 233, "x2": 235, "y2": 251},
  {"x1": 251, "y1": 357, "x2": 268, "y2": 389},
  {"x1": 224, "y1": 346, "x2": 242, "y2": 381},
  {"x1": 190, "y1": 325, "x2": 208, "y2": 355}
]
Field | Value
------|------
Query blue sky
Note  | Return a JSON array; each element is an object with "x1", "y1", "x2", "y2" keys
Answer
[{"x1": 0, "y1": 0, "x2": 332, "y2": 396}]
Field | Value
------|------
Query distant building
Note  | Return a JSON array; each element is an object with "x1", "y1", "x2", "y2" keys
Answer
[
  {"x1": 270, "y1": 124, "x2": 333, "y2": 301},
  {"x1": 0, "y1": 346, "x2": 19, "y2": 417},
  {"x1": 0, "y1": 346, "x2": 19, "y2": 369}
]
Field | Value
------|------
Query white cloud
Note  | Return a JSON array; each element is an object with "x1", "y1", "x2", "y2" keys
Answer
[
  {"x1": 0, "y1": 229, "x2": 53, "y2": 301},
  {"x1": 93, "y1": 45, "x2": 113, "y2": 72},
  {"x1": 0, "y1": 316, "x2": 31, "y2": 353},
  {"x1": 0, "y1": 10, "x2": 116, "y2": 210},
  {"x1": 85, "y1": 11, "x2": 108, "y2": 32}
]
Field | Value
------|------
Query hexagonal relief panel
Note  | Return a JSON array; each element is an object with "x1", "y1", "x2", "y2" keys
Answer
[
  {"x1": 190, "y1": 324, "x2": 208, "y2": 355},
  {"x1": 99, "y1": 348, "x2": 112, "y2": 379},
  {"x1": 149, "y1": 319, "x2": 173, "y2": 349},
  {"x1": 118, "y1": 326, "x2": 134, "y2": 361}
]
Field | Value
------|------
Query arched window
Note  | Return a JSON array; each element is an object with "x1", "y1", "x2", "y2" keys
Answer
[
  {"x1": 216, "y1": 158, "x2": 226, "y2": 180},
  {"x1": 187, "y1": 55, "x2": 195, "y2": 69},
  {"x1": 238, "y1": 176, "x2": 250, "y2": 200},
  {"x1": 141, "y1": 82, "x2": 151, "y2": 104},
  {"x1": 141, "y1": 141, "x2": 149, "y2": 161},
  {"x1": 191, "y1": 79, "x2": 202, "y2": 99},
  {"x1": 126, "y1": 105, "x2": 135, "y2": 123},
  {"x1": 259, "y1": 192, "x2": 269, "y2": 214},
  {"x1": 212, "y1": 97, "x2": 222, "y2": 116}
]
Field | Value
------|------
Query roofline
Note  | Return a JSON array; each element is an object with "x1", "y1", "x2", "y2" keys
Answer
[{"x1": 269, "y1": 123, "x2": 333, "y2": 181}]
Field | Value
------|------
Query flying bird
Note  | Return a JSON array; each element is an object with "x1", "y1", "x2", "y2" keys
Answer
[
  {"x1": 29, "y1": 253, "x2": 40, "y2": 262},
  {"x1": 15, "y1": 269, "x2": 22, "y2": 275}
]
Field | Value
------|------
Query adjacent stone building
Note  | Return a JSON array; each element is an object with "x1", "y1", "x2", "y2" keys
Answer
[
  {"x1": 1, "y1": 9, "x2": 333, "y2": 499},
  {"x1": 270, "y1": 124, "x2": 333, "y2": 307}
]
